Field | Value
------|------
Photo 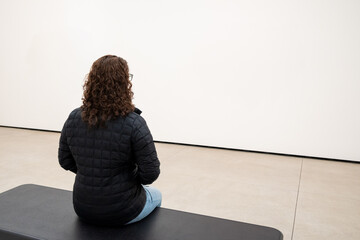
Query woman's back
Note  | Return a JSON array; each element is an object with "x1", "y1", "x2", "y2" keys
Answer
[{"x1": 59, "y1": 107, "x2": 160, "y2": 226}]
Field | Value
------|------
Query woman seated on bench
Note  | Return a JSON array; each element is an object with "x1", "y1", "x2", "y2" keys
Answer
[{"x1": 58, "y1": 55, "x2": 161, "y2": 226}]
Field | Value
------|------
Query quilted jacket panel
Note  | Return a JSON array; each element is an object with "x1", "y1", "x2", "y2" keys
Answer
[{"x1": 58, "y1": 108, "x2": 160, "y2": 226}]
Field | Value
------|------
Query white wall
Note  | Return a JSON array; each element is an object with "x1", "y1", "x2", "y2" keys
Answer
[{"x1": 0, "y1": 0, "x2": 359, "y2": 161}]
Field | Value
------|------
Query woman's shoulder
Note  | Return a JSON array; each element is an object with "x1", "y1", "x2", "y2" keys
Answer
[
  {"x1": 125, "y1": 108, "x2": 147, "y2": 126},
  {"x1": 68, "y1": 107, "x2": 82, "y2": 119},
  {"x1": 61, "y1": 108, "x2": 83, "y2": 130},
  {"x1": 126, "y1": 109, "x2": 141, "y2": 121}
]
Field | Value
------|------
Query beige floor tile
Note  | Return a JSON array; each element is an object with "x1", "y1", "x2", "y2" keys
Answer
[
  {"x1": 0, "y1": 170, "x2": 75, "y2": 194},
  {"x1": 300, "y1": 159, "x2": 360, "y2": 201},
  {"x1": 154, "y1": 142, "x2": 188, "y2": 160},
  {"x1": 0, "y1": 128, "x2": 73, "y2": 192},
  {"x1": 161, "y1": 146, "x2": 303, "y2": 192},
  {"x1": 0, "y1": 127, "x2": 34, "y2": 137},
  {"x1": 293, "y1": 191, "x2": 360, "y2": 240}
]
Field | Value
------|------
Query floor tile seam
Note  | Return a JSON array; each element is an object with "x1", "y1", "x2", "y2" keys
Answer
[{"x1": 291, "y1": 158, "x2": 303, "y2": 240}]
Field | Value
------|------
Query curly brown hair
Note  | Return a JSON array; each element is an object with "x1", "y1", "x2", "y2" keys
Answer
[{"x1": 81, "y1": 55, "x2": 135, "y2": 128}]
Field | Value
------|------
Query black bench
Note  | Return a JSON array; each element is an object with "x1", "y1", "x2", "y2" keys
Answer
[{"x1": 0, "y1": 184, "x2": 283, "y2": 240}]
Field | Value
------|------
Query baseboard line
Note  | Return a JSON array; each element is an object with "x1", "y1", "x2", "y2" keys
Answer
[{"x1": 154, "y1": 140, "x2": 359, "y2": 164}]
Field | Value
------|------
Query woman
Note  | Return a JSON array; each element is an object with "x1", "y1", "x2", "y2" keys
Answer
[{"x1": 58, "y1": 55, "x2": 161, "y2": 226}]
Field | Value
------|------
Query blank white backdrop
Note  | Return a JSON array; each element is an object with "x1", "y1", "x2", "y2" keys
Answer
[{"x1": 0, "y1": 0, "x2": 359, "y2": 161}]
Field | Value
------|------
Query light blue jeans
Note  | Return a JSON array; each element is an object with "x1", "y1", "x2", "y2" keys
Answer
[{"x1": 126, "y1": 185, "x2": 162, "y2": 224}]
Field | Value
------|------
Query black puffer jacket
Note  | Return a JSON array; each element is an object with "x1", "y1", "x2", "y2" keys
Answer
[{"x1": 58, "y1": 107, "x2": 160, "y2": 226}]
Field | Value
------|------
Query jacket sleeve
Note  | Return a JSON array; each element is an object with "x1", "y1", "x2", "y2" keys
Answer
[
  {"x1": 131, "y1": 116, "x2": 160, "y2": 185},
  {"x1": 58, "y1": 119, "x2": 77, "y2": 174}
]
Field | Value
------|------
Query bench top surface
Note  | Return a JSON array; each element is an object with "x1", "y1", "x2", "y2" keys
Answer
[{"x1": 0, "y1": 184, "x2": 282, "y2": 240}]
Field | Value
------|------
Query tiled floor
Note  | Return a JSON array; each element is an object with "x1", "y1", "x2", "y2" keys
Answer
[{"x1": 0, "y1": 127, "x2": 359, "y2": 240}]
